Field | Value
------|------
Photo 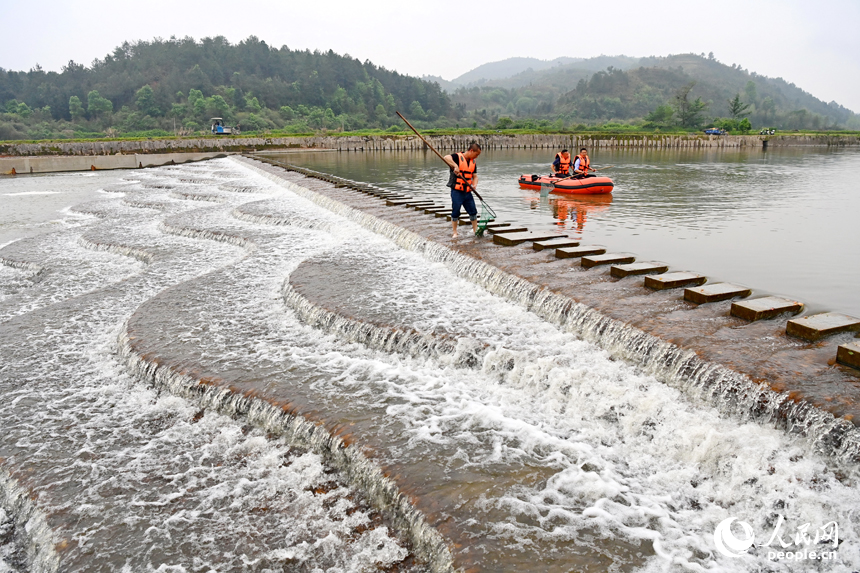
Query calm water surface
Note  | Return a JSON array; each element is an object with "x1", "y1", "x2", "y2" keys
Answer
[{"x1": 281, "y1": 147, "x2": 860, "y2": 317}]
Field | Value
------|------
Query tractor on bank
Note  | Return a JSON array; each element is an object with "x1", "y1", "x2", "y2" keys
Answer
[{"x1": 211, "y1": 118, "x2": 239, "y2": 135}]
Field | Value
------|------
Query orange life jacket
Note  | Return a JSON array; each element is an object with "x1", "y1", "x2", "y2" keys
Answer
[
  {"x1": 575, "y1": 154, "x2": 590, "y2": 173},
  {"x1": 452, "y1": 153, "x2": 476, "y2": 192},
  {"x1": 555, "y1": 152, "x2": 571, "y2": 175}
]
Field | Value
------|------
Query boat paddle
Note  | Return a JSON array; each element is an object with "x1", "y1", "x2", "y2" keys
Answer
[{"x1": 395, "y1": 111, "x2": 496, "y2": 236}]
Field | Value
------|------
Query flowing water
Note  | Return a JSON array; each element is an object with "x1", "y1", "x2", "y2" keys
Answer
[
  {"x1": 278, "y1": 147, "x2": 860, "y2": 317},
  {"x1": 1, "y1": 157, "x2": 859, "y2": 572}
]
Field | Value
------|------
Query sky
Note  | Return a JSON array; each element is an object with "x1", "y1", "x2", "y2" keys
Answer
[{"x1": 2, "y1": 0, "x2": 859, "y2": 113}]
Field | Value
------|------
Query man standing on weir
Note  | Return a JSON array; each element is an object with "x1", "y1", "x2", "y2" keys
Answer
[{"x1": 443, "y1": 142, "x2": 481, "y2": 239}]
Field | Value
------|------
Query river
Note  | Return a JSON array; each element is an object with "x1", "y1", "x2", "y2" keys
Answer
[
  {"x1": 0, "y1": 156, "x2": 858, "y2": 572},
  {"x1": 279, "y1": 146, "x2": 860, "y2": 318}
]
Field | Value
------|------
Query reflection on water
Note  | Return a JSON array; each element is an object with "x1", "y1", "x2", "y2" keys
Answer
[
  {"x1": 270, "y1": 147, "x2": 860, "y2": 316},
  {"x1": 546, "y1": 194, "x2": 613, "y2": 234}
]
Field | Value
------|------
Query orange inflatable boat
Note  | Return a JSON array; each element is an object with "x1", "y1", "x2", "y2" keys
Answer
[{"x1": 518, "y1": 174, "x2": 614, "y2": 195}]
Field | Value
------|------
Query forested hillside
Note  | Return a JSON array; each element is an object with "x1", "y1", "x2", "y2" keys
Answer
[
  {"x1": 0, "y1": 41, "x2": 857, "y2": 141},
  {"x1": 450, "y1": 53, "x2": 858, "y2": 131},
  {"x1": 0, "y1": 36, "x2": 449, "y2": 140}
]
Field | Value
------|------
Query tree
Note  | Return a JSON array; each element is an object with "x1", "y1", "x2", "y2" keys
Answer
[
  {"x1": 643, "y1": 104, "x2": 674, "y2": 128},
  {"x1": 408, "y1": 100, "x2": 426, "y2": 119},
  {"x1": 760, "y1": 97, "x2": 775, "y2": 124},
  {"x1": 244, "y1": 95, "x2": 262, "y2": 113},
  {"x1": 87, "y1": 90, "x2": 113, "y2": 118},
  {"x1": 672, "y1": 82, "x2": 708, "y2": 128},
  {"x1": 737, "y1": 118, "x2": 752, "y2": 133},
  {"x1": 135, "y1": 85, "x2": 160, "y2": 117},
  {"x1": 744, "y1": 81, "x2": 758, "y2": 105},
  {"x1": 728, "y1": 94, "x2": 751, "y2": 119},
  {"x1": 69, "y1": 95, "x2": 85, "y2": 121},
  {"x1": 206, "y1": 95, "x2": 231, "y2": 119},
  {"x1": 188, "y1": 89, "x2": 206, "y2": 120}
]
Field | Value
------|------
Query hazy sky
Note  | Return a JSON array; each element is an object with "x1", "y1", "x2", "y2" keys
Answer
[{"x1": 3, "y1": 0, "x2": 859, "y2": 113}]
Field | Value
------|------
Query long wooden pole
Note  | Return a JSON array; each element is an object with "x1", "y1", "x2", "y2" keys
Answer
[
  {"x1": 395, "y1": 111, "x2": 488, "y2": 204},
  {"x1": 554, "y1": 165, "x2": 614, "y2": 183}
]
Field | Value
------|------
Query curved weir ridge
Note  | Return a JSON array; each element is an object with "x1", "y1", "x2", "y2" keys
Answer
[
  {"x1": 238, "y1": 156, "x2": 860, "y2": 464},
  {"x1": 0, "y1": 469, "x2": 59, "y2": 573},
  {"x1": 118, "y1": 329, "x2": 453, "y2": 572},
  {"x1": 282, "y1": 280, "x2": 484, "y2": 365},
  {"x1": 0, "y1": 164, "x2": 430, "y2": 572}
]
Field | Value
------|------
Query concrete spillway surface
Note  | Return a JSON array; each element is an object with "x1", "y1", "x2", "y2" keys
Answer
[
  {"x1": 488, "y1": 225, "x2": 528, "y2": 234},
  {"x1": 643, "y1": 271, "x2": 707, "y2": 290},
  {"x1": 555, "y1": 245, "x2": 606, "y2": 259},
  {"x1": 730, "y1": 295, "x2": 804, "y2": 321},
  {"x1": 2, "y1": 159, "x2": 860, "y2": 573},
  {"x1": 839, "y1": 341, "x2": 860, "y2": 369},
  {"x1": 533, "y1": 237, "x2": 580, "y2": 251},
  {"x1": 684, "y1": 282, "x2": 752, "y2": 304},
  {"x1": 786, "y1": 312, "x2": 860, "y2": 342},
  {"x1": 580, "y1": 253, "x2": 636, "y2": 268},
  {"x1": 492, "y1": 231, "x2": 568, "y2": 246},
  {"x1": 610, "y1": 261, "x2": 669, "y2": 278}
]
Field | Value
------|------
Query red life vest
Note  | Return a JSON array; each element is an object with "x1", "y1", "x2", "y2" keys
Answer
[
  {"x1": 575, "y1": 154, "x2": 590, "y2": 173},
  {"x1": 555, "y1": 152, "x2": 571, "y2": 175},
  {"x1": 452, "y1": 153, "x2": 476, "y2": 192}
]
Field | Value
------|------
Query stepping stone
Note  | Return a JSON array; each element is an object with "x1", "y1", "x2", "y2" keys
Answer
[
  {"x1": 684, "y1": 283, "x2": 751, "y2": 304},
  {"x1": 731, "y1": 296, "x2": 803, "y2": 321},
  {"x1": 488, "y1": 226, "x2": 528, "y2": 234},
  {"x1": 486, "y1": 223, "x2": 512, "y2": 229},
  {"x1": 644, "y1": 272, "x2": 706, "y2": 290},
  {"x1": 837, "y1": 341, "x2": 860, "y2": 370},
  {"x1": 786, "y1": 313, "x2": 860, "y2": 342},
  {"x1": 611, "y1": 261, "x2": 668, "y2": 278},
  {"x1": 405, "y1": 201, "x2": 435, "y2": 208},
  {"x1": 556, "y1": 245, "x2": 606, "y2": 259},
  {"x1": 581, "y1": 253, "x2": 635, "y2": 268},
  {"x1": 533, "y1": 237, "x2": 580, "y2": 251},
  {"x1": 493, "y1": 232, "x2": 568, "y2": 246},
  {"x1": 385, "y1": 198, "x2": 415, "y2": 206},
  {"x1": 424, "y1": 206, "x2": 449, "y2": 214}
]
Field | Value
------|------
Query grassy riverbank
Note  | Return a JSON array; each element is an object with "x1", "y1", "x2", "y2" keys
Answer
[{"x1": 3, "y1": 128, "x2": 860, "y2": 147}]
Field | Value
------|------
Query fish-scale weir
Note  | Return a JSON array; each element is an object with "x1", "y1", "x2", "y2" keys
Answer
[
  {"x1": 0, "y1": 164, "x2": 429, "y2": 573},
  {"x1": 117, "y1": 328, "x2": 453, "y2": 572},
  {"x1": 4, "y1": 158, "x2": 860, "y2": 573},
  {"x1": 240, "y1": 156, "x2": 860, "y2": 464}
]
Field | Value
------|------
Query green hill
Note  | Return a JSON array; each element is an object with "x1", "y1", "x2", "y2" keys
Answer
[
  {"x1": 451, "y1": 57, "x2": 584, "y2": 86},
  {"x1": 1, "y1": 43, "x2": 856, "y2": 141},
  {"x1": 0, "y1": 36, "x2": 450, "y2": 140},
  {"x1": 449, "y1": 53, "x2": 857, "y2": 131}
]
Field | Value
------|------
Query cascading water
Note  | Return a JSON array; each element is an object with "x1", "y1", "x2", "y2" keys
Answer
[
  {"x1": 243, "y1": 157, "x2": 860, "y2": 464},
  {"x1": 1, "y1": 157, "x2": 858, "y2": 572},
  {"x1": 0, "y1": 166, "x2": 422, "y2": 572}
]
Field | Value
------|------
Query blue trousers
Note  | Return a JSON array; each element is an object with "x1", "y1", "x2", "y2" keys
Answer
[{"x1": 450, "y1": 189, "x2": 478, "y2": 221}]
